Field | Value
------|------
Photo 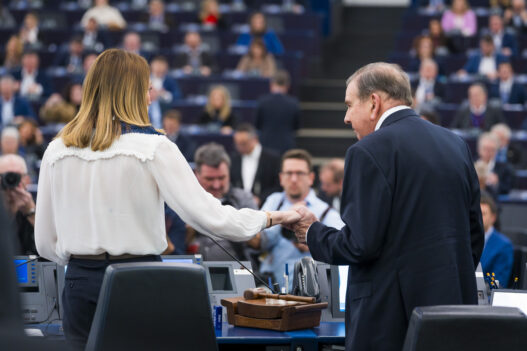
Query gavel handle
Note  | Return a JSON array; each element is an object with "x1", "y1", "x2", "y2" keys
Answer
[{"x1": 264, "y1": 293, "x2": 315, "y2": 303}]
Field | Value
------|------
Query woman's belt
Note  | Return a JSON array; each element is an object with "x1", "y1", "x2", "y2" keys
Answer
[{"x1": 70, "y1": 253, "x2": 149, "y2": 260}]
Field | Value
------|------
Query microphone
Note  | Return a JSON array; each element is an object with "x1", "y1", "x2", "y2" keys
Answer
[
  {"x1": 206, "y1": 235, "x2": 280, "y2": 294},
  {"x1": 15, "y1": 255, "x2": 39, "y2": 268}
]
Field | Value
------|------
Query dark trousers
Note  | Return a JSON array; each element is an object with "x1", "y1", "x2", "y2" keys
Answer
[{"x1": 62, "y1": 255, "x2": 161, "y2": 350}]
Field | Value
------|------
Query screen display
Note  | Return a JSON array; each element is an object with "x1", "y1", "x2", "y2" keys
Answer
[
  {"x1": 492, "y1": 291, "x2": 527, "y2": 315},
  {"x1": 338, "y1": 266, "x2": 349, "y2": 312},
  {"x1": 14, "y1": 259, "x2": 29, "y2": 283},
  {"x1": 208, "y1": 267, "x2": 233, "y2": 291},
  {"x1": 162, "y1": 258, "x2": 194, "y2": 264}
]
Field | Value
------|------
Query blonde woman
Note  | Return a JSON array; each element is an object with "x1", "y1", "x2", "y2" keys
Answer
[
  {"x1": 236, "y1": 39, "x2": 277, "y2": 78},
  {"x1": 2, "y1": 35, "x2": 24, "y2": 69},
  {"x1": 34, "y1": 49, "x2": 299, "y2": 350},
  {"x1": 198, "y1": 0, "x2": 227, "y2": 29},
  {"x1": 199, "y1": 85, "x2": 237, "y2": 134}
]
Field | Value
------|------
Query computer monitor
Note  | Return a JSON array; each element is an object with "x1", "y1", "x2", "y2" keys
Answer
[
  {"x1": 161, "y1": 254, "x2": 202, "y2": 265},
  {"x1": 14, "y1": 256, "x2": 38, "y2": 290},
  {"x1": 330, "y1": 265, "x2": 349, "y2": 318},
  {"x1": 491, "y1": 289, "x2": 527, "y2": 315}
]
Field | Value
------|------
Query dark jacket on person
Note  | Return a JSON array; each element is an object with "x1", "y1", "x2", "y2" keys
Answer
[
  {"x1": 451, "y1": 103, "x2": 505, "y2": 131},
  {"x1": 307, "y1": 109, "x2": 484, "y2": 351},
  {"x1": 0, "y1": 96, "x2": 35, "y2": 125},
  {"x1": 489, "y1": 81, "x2": 527, "y2": 105}
]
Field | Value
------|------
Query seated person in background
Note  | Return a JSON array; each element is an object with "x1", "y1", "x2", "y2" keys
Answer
[
  {"x1": 451, "y1": 83, "x2": 505, "y2": 130},
  {"x1": 441, "y1": 0, "x2": 477, "y2": 37},
  {"x1": 40, "y1": 82, "x2": 82, "y2": 124},
  {"x1": 54, "y1": 37, "x2": 85, "y2": 75},
  {"x1": 151, "y1": 56, "x2": 182, "y2": 104},
  {"x1": 122, "y1": 31, "x2": 151, "y2": 61},
  {"x1": 0, "y1": 75, "x2": 35, "y2": 126},
  {"x1": 0, "y1": 4, "x2": 16, "y2": 29},
  {"x1": 251, "y1": 149, "x2": 344, "y2": 291},
  {"x1": 408, "y1": 35, "x2": 443, "y2": 74},
  {"x1": 428, "y1": 18, "x2": 448, "y2": 52},
  {"x1": 0, "y1": 154, "x2": 37, "y2": 255},
  {"x1": 504, "y1": 0, "x2": 527, "y2": 33},
  {"x1": 19, "y1": 12, "x2": 41, "y2": 48},
  {"x1": 147, "y1": 81, "x2": 170, "y2": 129},
  {"x1": 318, "y1": 158, "x2": 345, "y2": 212},
  {"x1": 484, "y1": 13, "x2": 518, "y2": 57},
  {"x1": 489, "y1": 61, "x2": 526, "y2": 105},
  {"x1": 480, "y1": 193, "x2": 513, "y2": 288},
  {"x1": 1, "y1": 127, "x2": 20, "y2": 155},
  {"x1": 412, "y1": 58, "x2": 445, "y2": 109},
  {"x1": 12, "y1": 51, "x2": 53, "y2": 101},
  {"x1": 140, "y1": 0, "x2": 174, "y2": 30},
  {"x1": 80, "y1": 17, "x2": 107, "y2": 51},
  {"x1": 2, "y1": 35, "x2": 24, "y2": 70},
  {"x1": 199, "y1": 85, "x2": 237, "y2": 134},
  {"x1": 231, "y1": 123, "x2": 281, "y2": 206},
  {"x1": 420, "y1": 110, "x2": 442, "y2": 125},
  {"x1": 236, "y1": 39, "x2": 277, "y2": 78},
  {"x1": 17, "y1": 118, "x2": 45, "y2": 181},
  {"x1": 174, "y1": 31, "x2": 215, "y2": 76},
  {"x1": 162, "y1": 110, "x2": 195, "y2": 162},
  {"x1": 186, "y1": 143, "x2": 258, "y2": 261},
  {"x1": 491, "y1": 123, "x2": 525, "y2": 168},
  {"x1": 236, "y1": 12, "x2": 284, "y2": 55},
  {"x1": 198, "y1": 0, "x2": 228, "y2": 29},
  {"x1": 81, "y1": 0, "x2": 127, "y2": 30},
  {"x1": 474, "y1": 160, "x2": 498, "y2": 199},
  {"x1": 477, "y1": 132, "x2": 514, "y2": 195},
  {"x1": 458, "y1": 35, "x2": 507, "y2": 80}
]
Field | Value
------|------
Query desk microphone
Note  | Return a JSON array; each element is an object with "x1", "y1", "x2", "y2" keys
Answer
[{"x1": 207, "y1": 235, "x2": 280, "y2": 294}]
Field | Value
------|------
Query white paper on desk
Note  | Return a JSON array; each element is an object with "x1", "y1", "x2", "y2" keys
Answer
[
  {"x1": 492, "y1": 292, "x2": 527, "y2": 315},
  {"x1": 24, "y1": 328, "x2": 44, "y2": 337}
]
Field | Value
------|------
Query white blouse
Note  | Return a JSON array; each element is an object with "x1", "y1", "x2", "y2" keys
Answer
[{"x1": 35, "y1": 132, "x2": 267, "y2": 266}]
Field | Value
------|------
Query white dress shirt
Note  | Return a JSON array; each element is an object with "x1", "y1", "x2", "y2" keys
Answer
[
  {"x1": 1, "y1": 98, "x2": 14, "y2": 125},
  {"x1": 479, "y1": 56, "x2": 496, "y2": 76},
  {"x1": 81, "y1": 5, "x2": 127, "y2": 28},
  {"x1": 374, "y1": 105, "x2": 411, "y2": 131},
  {"x1": 35, "y1": 133, "x2": 267, "y2": 266},
  {"x1": 20, "y1": 70, "x2": 43, "y2": 98},
  {"x1": 241, "y1": 143, "x2": 262, "y2": 192}
]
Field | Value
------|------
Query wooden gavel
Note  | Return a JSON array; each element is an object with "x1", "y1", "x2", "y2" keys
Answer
[{"x1": 244, "y1": 288, "x2": 315, "y2": 303}]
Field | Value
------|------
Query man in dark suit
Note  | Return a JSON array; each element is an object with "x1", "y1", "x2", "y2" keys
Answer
[
  {"x1": 231, "y1": 123, "x2": 281, "y2": 206},
  {"x1": 291, "y1": 63, "x2": 484, "y2": 351},
  {"x1": 0, "y1": 75, "x2": 35, "y2": 126},
  {"x1": 151, "y1": 56, "x2": 182, "y2": 104},
  {"x1": 491, "y1": 123, "x2": 525, "y2": 168},
  {"x1": 489, "y1": 61, "x2": 526, "y2": 105},
  {"x1": 140, "y1": 0, "x2": 174, "y2": 31},
  {"x1": 174, "y1": 31, "x2": 216, "y2": 76},
  {"x1": 12, "y1": 51, "x2": 53, "y2": 100},
  {"x1": 412, "y1": 58, "x2": 445, "y2": 109},
  {"x1": 53, "y1": 37, "x2": 85, "y2": 75},
  {"x1": 459, "y1": 35, "x2": 507, "y2": 80},
  {"x1": 451, "y1": 82, "x2": 505, "y2": 130},
  {"x1": 255, "y1": 70, "x2": 301, "y2": 155},
  {"x1": 477, "y1": 132, "x2": 514, "y2": 195},
  {"x1": 162, "y1": 109, "x2": 195, "y2": 162},
  {"x1": 486, "y1": 14, "x2": 519, "y2": 57}
]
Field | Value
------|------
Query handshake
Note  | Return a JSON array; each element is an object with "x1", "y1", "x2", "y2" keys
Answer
[{"x1": 271, "y1": 205, "x2": 318, "y2": 244}]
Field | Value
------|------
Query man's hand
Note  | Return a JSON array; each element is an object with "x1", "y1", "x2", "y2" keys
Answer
[
  {"x1": 290, "y1": 206, "x2": 318, "y2": 244},
  {"x1": 6, "y1": 185, "x2": 35, "y2": 215}
]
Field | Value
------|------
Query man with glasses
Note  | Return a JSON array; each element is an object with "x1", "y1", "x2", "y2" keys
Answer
[{"x1": 251, "y1": 149, "x2": 344, "y2": 291}]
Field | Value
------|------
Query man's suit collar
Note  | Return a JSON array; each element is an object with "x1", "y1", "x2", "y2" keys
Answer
[{"x1": 379, "y1": 108, "x2": 418, "y2": 129}]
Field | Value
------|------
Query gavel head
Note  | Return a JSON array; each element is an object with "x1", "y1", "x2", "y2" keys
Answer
[{"x1": 243, "y1": 288, "x2": 267, "y2": 300}]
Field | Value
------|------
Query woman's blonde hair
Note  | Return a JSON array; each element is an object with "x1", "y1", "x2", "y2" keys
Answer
[
  {"x1": 199, "y1": 0, "x2": 220, "y2": 21},
  {"x1": 60, "y1": 49, "x2": 151, "y2": 151},
  {"x1": 4, "y1": 35, "x2": 24, "y2": 68},
  {"x1": 205, "y1": 85, "x2": 232, "y2": 121}
]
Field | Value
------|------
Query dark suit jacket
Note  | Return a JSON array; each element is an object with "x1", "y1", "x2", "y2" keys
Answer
[
  {"x1": 0, "y1": 96, "x2": 35, "y2": 124},
  {"x1": 411, "y1": 79, "x2": 446, "y2": 101},
  {"x1": 11, "y1": 69, "x2": 53, "y2": 99},
  {"x1": 493, "y1": 161, "x2": 515, "y2": 195},
  {"x1": 255, "y1": 93, "x2": 301, "y2": 155},
  {"x1": 451, "y1": 104, "x2": 505, "y2": 131},
  {"x1": 481, "y1": 229, "x2": 514, "y2": 288},
  {"x1": 173, "y1": 50, "x2": 216, "y2": 73},
  {"x1": 230, "y1": 146, "x2": 281, "y2": 203},
  {"x1": 463, "y1": 53, "x2": 508, "y2": 74},
  {"x1": 307, "y1": 109, "x2": 484, "y2": 351},
  {"x1": 162, "y1": 75, "x2": 182, "y2": 101},
  {"x1": 489, "y1": 81, "x2": 527, "y2": 105}
]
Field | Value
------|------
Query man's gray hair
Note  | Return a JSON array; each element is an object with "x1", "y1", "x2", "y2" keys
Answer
[
  {"x1": 194, "y1": 142, "x2": 231, "y2": 172},
  {"x1": 0, "y1": 154, "x2": 27, "y2": 174},
  {"x1": 1, "y1": 126, "x2": 19, "y2": 141},
  {"x1": 346, "y1": 62, "x2": 413, "y2": 106},
  {"x1": 478, "y1": 132, "x2": 499, "y2": 150}
]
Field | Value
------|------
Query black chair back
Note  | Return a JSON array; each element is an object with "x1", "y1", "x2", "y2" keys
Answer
[{"x1": 85, "y1": 262, "x2": 218, "y2": 351}]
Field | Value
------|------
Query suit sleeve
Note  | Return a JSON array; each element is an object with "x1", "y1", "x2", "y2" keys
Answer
[
  {"x1": 307, "y1": 145, "x2": 392, "y2": 265},
  {"x1": 465, "y1": 142, "x2": 485, "y2": 269}
]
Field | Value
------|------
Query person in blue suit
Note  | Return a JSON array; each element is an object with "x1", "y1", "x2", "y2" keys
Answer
[
  {"x1": 11, "y1": 51, "x2": 53, "y2": 100},
  {"x1": 489, "y1": 61, "x2": 526, "y2": 105},
  {"x1": 0, "y1": 75, "x2": 35, "y2": 126},
  {"x1": 150, "y1": 56, "x2": 182, "y2": 104},
  {"x1": 486, "y1": 13, "x2": 519, "y2": 57},
  {"x1": 291, "y1": 63, "x2": 484, "y2": 351},
  {"x1": 460, "y1": 35, "x2": 507, "y2": 80},
  {"x1": 236, "y1": 12, "x2": 284, "y2": 55},
  {"x1": 480, "y1": 192, "x2": 514, "y2": 288}
]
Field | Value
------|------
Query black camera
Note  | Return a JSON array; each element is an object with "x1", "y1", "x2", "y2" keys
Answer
[{"x1": 1, "y1": 172, "x2": 22, "y2": 190}]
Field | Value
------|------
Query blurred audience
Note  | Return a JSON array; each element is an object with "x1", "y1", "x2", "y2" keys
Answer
[
  {"x1": 122, "y1": 31, "x2": 151, "y2": 61},
  {"x1": 428, "y1": 19, "x2": 448, "y2": 52},
  {"x1": 141, "y1": 0, "x2": 174, "y2": 30},
  {"x1": 412, "y1": 58, "x2": 445, "y2": 109},
  {"x1": 236, "y1": 12, "x2": 284, "y2": 55},
  {"x1": 458, "y1": 35, "x2": 507, "y2": 80},
  {"x1": 199, "y1": 85, "x2": 237, "y2": 134},
  {"x1": 318, "y1": 158, "x2": 345, "y2": 212},
  {"x1": 198, "y1": 0, "x2": 228, "y2": 29},
  {"x1": 484, "y1": 13, "x2": 518, "y2": 57},
  {"x1": 475, "y1": 160, "x2": 497, "y2": 199},
  {"x1": 408, "y1": 35, "x2": 440, "y2": 73},
  {"x1": 489, "y1": 61, "x2": 526, "y2": 105},
  {"x1": 19, "y1": 12, "x2": 41, "y2": 48},
  {"x1": 491, "y1": 123, "x2": 525, "y2": 167},
  {"x1": 17, "y1": 118, "x2": 44, "y2": 181},
  {"x1": 477, "y1": 132, "x2": 514, "y2": 195},
  {"x1": 80, "y1": 17, "x2": 107, "y2": 51},
  {"x1": 40, "y1": 82, "x2": 82, "y2": 124},
  {"x1": 230, "y1": 123, "x2": 281, "y2": 206},
  {"x1": 81, "y1": 0, "x2": 127, "y2": 30},
  {"x1": 480, "y1": 193, "x2": 513, "y2": 288},
  {"x1": 441, "y1": 0, "x2": 477, "y2": 37},
  {"x1": 0, "y1": 75, "x2": 35, "y2": 126},
  {"x1": 452, "y1": 83, "x2": 504, "y2": 130},
  {"x1": 2, "y1": 35, "x2": 24, "y2": 70},
  {"x1": 504, "y1": 0, "x2": 527, "y2": 33},
  {"x1": 54, "y1": 37, "x2": 85, "y2": 75},
  {"x1": 1, "y1": 127, "x2": 20, "y2": 155},
  {"x1": 150, "y1": 56, "x2": 182, "y2": 104},
  {"x1": 13, "y1": 51, "x2": 53, "y2": 101},
  {"x1": 236, "y1": 39, "x2": 277, "y2": 78},
  {"x1": 162, "y1": 110, "x2": 195, "y2": 162},
  {"x1": 256, "y1": 70, "x2": 300, "y2": 155},
  {"x1": 0, "y1": 3, "x2": 16, "y2": 29},
  {"x1": 174, "y1": 31, "x2": 215, "y2": 76}
]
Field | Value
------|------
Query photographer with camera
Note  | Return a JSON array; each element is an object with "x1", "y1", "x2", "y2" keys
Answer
[{"x1": 0, "y1": 154, "x2": 37, "y2": 255}]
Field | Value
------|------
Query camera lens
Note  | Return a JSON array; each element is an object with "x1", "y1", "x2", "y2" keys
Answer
[{"x1": 1, "y1": 172, "x2": 22, "y2": 190}]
